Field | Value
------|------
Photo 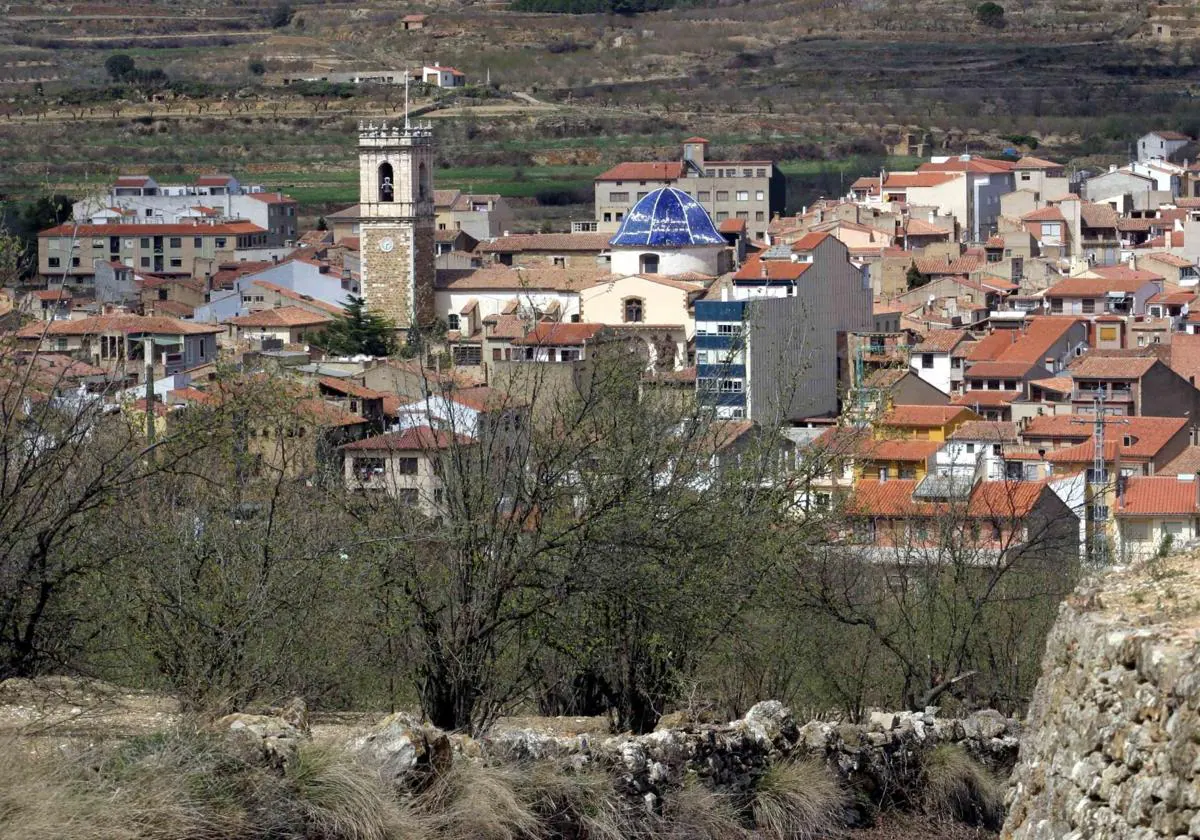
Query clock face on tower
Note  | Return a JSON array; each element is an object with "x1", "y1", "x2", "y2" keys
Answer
[{"x1": 378, "y1": 237, "x2": 395, "y2": 253}]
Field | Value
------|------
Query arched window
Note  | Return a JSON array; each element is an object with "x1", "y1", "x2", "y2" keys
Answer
[
  {"x1": 624, "y1": 297, "x2": 644, "y2": 323},
  {"x1": 639, "y1": 253, "x2": 659, "y2": 274},
  {"x1": 418, "y1": 161, "x2": 430, "y2": 201},
  {"x1": 378, "y1": 162, "x2": 394, "y2": 202}
]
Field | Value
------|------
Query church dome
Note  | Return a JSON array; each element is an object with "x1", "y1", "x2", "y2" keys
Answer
[{"x1": 609, "y1": 187, "x2": 725, "y2": 248}]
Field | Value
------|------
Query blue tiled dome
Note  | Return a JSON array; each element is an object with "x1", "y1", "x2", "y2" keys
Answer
[{"x1": 609, "y1": 187, "x2": 725, "y2": 248}]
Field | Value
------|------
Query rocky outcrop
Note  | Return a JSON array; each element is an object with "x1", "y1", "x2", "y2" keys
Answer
[
  {"x1": 1003, "y1": 559, "x2": 1200, "y2": 840},
  {"x1": 350, "y1": 701, "x2": 1021, "y2": 823}
]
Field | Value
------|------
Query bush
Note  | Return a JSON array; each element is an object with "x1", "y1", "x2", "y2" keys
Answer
[
  {"x1": 268, "y1": 2, "x2": 293, "y2": 27},
  {"x1": 248, "y1": 60, "x2": 266, "y2": 76},
  {"x1": 922, "y1": 745, "x2": 1005, "y2": 829},
  {"x1": 103, "y1": 53, "x2": 135, "y2": 82},
  {"x1": 751, "y1": 759, "x2": 846, "y2": 840},
  {"x1": 976, "y1": 2, "x2": 1005, "y2": 28}
]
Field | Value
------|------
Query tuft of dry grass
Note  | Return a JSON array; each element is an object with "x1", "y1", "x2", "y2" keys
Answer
[
  {"x1": 413, "y1": 759, "x2": 541, "y2": 840},
  {"x1": 658, "y1": 776, "x2": 750, "y2": 840},
  {"x1": 750, "y1": 758, "x2": 847, "y2": 840},
  {"x1": 921, "y1": 745, "x2": 1005, "y2": 830}
]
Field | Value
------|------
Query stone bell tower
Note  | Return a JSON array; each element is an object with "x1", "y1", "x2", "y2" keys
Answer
[{"x1": 357, "y1": 120, "x2": 436, "y2": 333}]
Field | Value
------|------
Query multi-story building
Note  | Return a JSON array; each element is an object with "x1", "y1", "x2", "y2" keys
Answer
[
  {"x1": 38, "y1": 221, "x2": 268, "y2": 282},
  {"x1": 73, "y1": 177, "x2": 299, "y2": 247},
  {"x1": 594, "y1": 138, "x2": 781, "y2": 242}
]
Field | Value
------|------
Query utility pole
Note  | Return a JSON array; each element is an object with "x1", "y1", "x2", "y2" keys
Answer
[{"x1": 1072, "y1": 395, "x2": 1127, "y2": 565}]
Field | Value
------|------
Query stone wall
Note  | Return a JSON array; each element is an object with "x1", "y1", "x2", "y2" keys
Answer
[{"x1": 1002, "y1": 558, "x2": 1200, "y2": 840}]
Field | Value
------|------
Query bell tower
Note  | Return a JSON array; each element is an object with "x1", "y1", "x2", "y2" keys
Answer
[{"x1": 357, "y1": 119, "x2": 436, "y2": 334}]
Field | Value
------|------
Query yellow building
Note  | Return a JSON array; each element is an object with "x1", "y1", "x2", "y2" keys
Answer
[{"x1": 878, "y1": 404, "x2": 980, "y2": 442}]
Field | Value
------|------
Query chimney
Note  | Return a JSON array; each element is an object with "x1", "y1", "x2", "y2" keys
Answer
[
  {"x1": 761, "y1": 258, "x2": 768, "y2": 279},
  {"x1": 720, "y1": 284, "x2": 729, "y2": 302}
]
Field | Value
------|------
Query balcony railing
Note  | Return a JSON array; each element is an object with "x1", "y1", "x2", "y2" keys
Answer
[{"x1": 1073, "y1": 386, "x2": 1133, "y2": 402}]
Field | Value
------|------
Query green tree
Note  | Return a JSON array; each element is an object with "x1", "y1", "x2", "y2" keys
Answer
[
  {"x1": 976, "y1": 2, "x2": 1005, "y2": 28},
  {"x1": 316, "y1": 216, "x2": 328, "y2": 231},
  {"x1": 268, "y1": 2, "x2": 294, "y2": 27},
  {"x1": 248, "y1": 59, "x2": 267, "y2": 77},
  {"x1": 906, "y1": 263, "x2": 931, "y2": 289},
  {"x1": 104, "y1": 53, "x2": 136, "y2": 82},
  {"x1": 317, "y1": 296, "x2": 397, "y2": 357}
]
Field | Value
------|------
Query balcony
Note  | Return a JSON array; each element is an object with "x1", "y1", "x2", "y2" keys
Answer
[{"x1": 1072, "y1": 385, "x2": 1133, "y2": 403}]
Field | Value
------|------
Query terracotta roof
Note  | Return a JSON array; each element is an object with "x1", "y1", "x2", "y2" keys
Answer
[
  {"x1": 1158, "y1": 445, "x2": 1200, "y2": 476},
  {"x1": 919, "y1": 157, "x2": 1015, "y2": 174},
  {"x1": 850, "y1": 176, "x2": 881, "y2": 192},
  {"x1": 114, "y1": 175, "x2": 152, "y2": 186},
  {"x1": 948, "y1": 420, "x2": 1019, "y2": 442},
  {"x1": 913, "y1": 329, "x2": 968, "y2": 353},
  {"x1": 1013, "y1": 156, "x2": 1062, "y2": 170},
  {"x1": 733, "y1": 255, "x2": 811, "y2": 282},
  {"x1": 1021, "y1": 206, "x2": 1067, "y2": 223},
  {"x1": 1045, "y1": 276, "x2": 1157, "y2": 297},
  {"x1": 1147, "y1": 287, "x2": 1197, "y2": 304},
  {"x1": 964, "y1": 360, "x2": 1037, "y2": 378},
  {"x1": 246, "y1": 191, "x2": 297, "y2": 205},
  {"x1": 1068, "y1": 355, "x2": 1156, "y2": 379},
  {"x1": 226, "y1": 306, "x2": 333, "y2": 328},
  {"x1": 683, "y1": 136, "x2": 710, "y2": 144},
  {"x1": 964, "y1": 318, "x2": 1082, "y2": 364},
  {"x1": 39, "y1": 221, "x2": 265, "y2": 237},
  {"x1": 195, "y1": 174, "x2": 235, "y2": 186},
  {"x1": 1080, "y1": 203, "x2": 1119, "y2": 229},
  {"x1": 149, "y1": 300, "x2": 196, "y2": 318},
  {"x1": 1148, "y1": 130, "x2": 1191, "y2": 141},
  {"x1": 881, "y1": 404, "x2": 977, "y2": 428},
  {"x1": 1117, "y1": 476, "x2": 1200, "y2": 516},
  {"x1": 318, "y1": 376, "x2": 385, "y2": 399},
  {"x1": 882, "y1": 172, "x2": 960, "y2": 189},
  {"x1": 912, "y1": 255, "x2": 981, "y2": 275},
  {"x1": 16, "y1": 314, "x2": 221, "y2": 337},
  {"x1": 951, "y1": 390, "x2": 1021, "y2": 407},
  {"x1": 511, "y1": 322, "x2": 606, "y2": 346},
  {"x1": 904, "y1": 217, "x2": 949, "y2": 236},
  {"x1": 718, "y1": 219, "x2": 747, "y2": 234},
  {"x1": 791, "y1": 231, "x2": 832, "y2": 252},
  {"x1": 595, "y1": 162, "x2": 686, "y2": 181},
  {"x1": 478, "y1": 233, "x2": 610, "y2": 253},
  {"x1": 1029, "y1": 376, "x2": 1073, "y2": 394},
  {"x1": 1144, "y1": 252, "x2": 1194, "y2": 269},
  {"x1": 341, "y1": 425, "x2": 471, "y2": 451},
  {"x1": 27, "y1": 289, "x2": 72, "y2": 301},
  {"x1": 1091, "y1": 265, "x2": 1165, "y2": 284},
  {"x1": 436, "y1": 265, "x2": 608, "y2": 292},
  {"x1": 447, "y1": 386, "x2": 517, "y2": 412},
  {"x1": 1021, "y1": 415, "x2": 1186, "y2": 459},
  {"x1": 297, "y1": 398, "x2": 367, "y2": 428},
  {"x1": 857, "y1": 438, "x2": 942, "y2": 462},
  {"x1": 847, "y1": 478, "x2": 1048, "y2": 518},
  {"x1": 1167, "y1": 333, "x2": 1200, "y2": 385}
]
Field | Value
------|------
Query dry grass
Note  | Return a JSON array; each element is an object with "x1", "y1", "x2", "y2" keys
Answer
[
  {"x1": 751, "y1": 758, "x2": 847, "y2": 840},
  {"x1": 412, "y1": 759, "x2": 541, "y2": 840},
  {"x1": 921, "y1": 745, "x2": 1005, "y2": 831},
  {"x1": 658, "y1": 777, "x2": 750, "y2": 840}
]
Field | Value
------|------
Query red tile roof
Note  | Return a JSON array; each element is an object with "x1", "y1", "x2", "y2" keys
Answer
[
  {"x1": 881, "y1": 404, "x2": 978, "y2": 428},
  {"x1": 847, "y1": 478, "x2": 1048, "y2": 518},
  {"x1": 28, "y1": 289, "x2": 72, "y2": 301},
  {"x1": 919, "y1": 157, "x2": 1015, "y2": 174},
  {"x1": 913, "y1": 329, "x2": 968, "y2": 353},
  {"x1": 1068, "y1": 355, "x2": 1156, "y2": 379},
  {"x1": 951, "y1": 390, "x2": 1022, "y2": 407},
  {"x1": 1021, "y1": 414, "x2": 1186, "y2": 460},
  {"x1": 195, "y1": 174, "x2": 235, "y2": 186},
  {"x1": 683, "y1": 136, "x2": 709, "y2": 144},
  {"x1": 1149, "y1": 130, "x2": 1191, "y2": 141},
  {"x1": 1118, "y1": 476, "x2": 1200, "y2": 516},
  {"x1": 1013, "y1": 156, "x2": 1063, "y2": 170},
  {"x1": 964, "y1": 360, "x2": 1038, "y2": 378},
  {"x1": 16, "y1": 314, "x2": 221, "y2": 337},
  {"x1": 1091, "y1": 265, "x2": 1166, "y2": 284},
  {"x1": 733, "y1": 255, "x2": 811, "y2": 282},
  {"x1": 718, "y1": 218, "x2": 747, "y2": 234},
  {"x1": 882, "y1": 172, "x2": 960, "y2": 189},
  {"x1": 511, "y1": 322, "x2": 607, "y2": 346},
  {"x1": 1021, "y1": 206, "x2": 1067, "y2": 223},
  {"x1": 318, "y1": 376, "x2": 385, "y2": 399},
  {"x1": 595, "y1": 162, "x2": 686, "y2": 181},
  {"x1": 857, "y1": 438, "x2": 942, "y2": 462},
  {"x1": 948, "y1": 420, "x2": 1019, "y2": 442},
  {"x1": 791, "y1": 231, "x2": 831, "y2": 252},
  {"x1": 341, "y1": 425, "x2": 471, "y2": 451},
  {"x1": 1045, "y1": 276, "x2": 1158, "y2": 297},
  {"x1": 912, "y1": 255, "x2": 981, "y2": 275},
  {"x1": 478, "y1": 233, "x2": 611, "y2": 253},
  {"x1": 964, "y1": 318, "x2": 1083, "y2": 365},
  {"x1": 226, "y1": 306, "x2": 333, "y2": 328}
]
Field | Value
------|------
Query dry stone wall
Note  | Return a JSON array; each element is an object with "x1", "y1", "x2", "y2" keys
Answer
[{"x1": 1003, "y1": 559, "x2": 1200, "y2": 840}]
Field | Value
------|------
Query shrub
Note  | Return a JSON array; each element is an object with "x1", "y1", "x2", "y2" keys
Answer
[
  {"x1": 976, "y1": 2, "x2": 1005, "y2": 28},
  {"x1": 268, "y1": 2, "x2": 293, "y2": 28},
  {"x1": 248, "y1": 60, "x2": 266, "y2": 77},
  {"x1": 750, "y1": 759, "x2": 846, "y2": 840},
  {"x1": 413, "y1": 760, "x2": 540, "y2": 840},
  {"x1": 104, "y1": 53, "x2": 135, "y2": 82},
  {"x1": 922, "y1": 744, "x2": 1005, "y2": 829}
]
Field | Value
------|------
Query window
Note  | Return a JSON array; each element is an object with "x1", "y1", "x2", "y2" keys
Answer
[
  {"x1": 561, "y1": 349, "x2": 580, "y2": 362},
  {"x1": 169, "y1": 258, "x2": 182, "y2": 268},
  {"x1": 755, "y1": 191, "x2": 764, "y2": 201},
  {"x1": 715, "y1": 211, "x2": 729, "y2": 221},
  {"x1": 719, "y1": 379, "x2": 743, "y2": 392},
  {"x1": 742, "y1": 168, "x2": 752, "y2": 177},
  {"x1": 1043, "y1": 222, "x2": 1062, "y2": 238},
  {"x1": 1050, "y1": 298, "x2": 1063, "y2": 313},
  {"x1": 169, "y1": 237, "x2": 181, "y2": 248},
  {"x1": 965, "y1": 443, "x2": 976, "y2": 454},
  {"x1": 353, "y1": 457, "x2": 386, "y2": 481},
  {"x1": 92, "y1": 239, "x2": 104, "y2": 249},
  {"x1": 71, "y1": 257, "x2": 80, "y2": 267},
  {"x1": 736, "y1": 191, "x2": 749, "y2": 201},
  {"x1": 736, "y1": 210, "x2": 749, "y2": 219},
  {"x1": 48, "y1": 257, "x2": 60, "y2": 268},
  {"x1": 1020, "y1": 172, "x2": 1031, "y2": 181},
  {"x1": 610, "y1": 192, "x2": 629, "y2": 203},
  {"x1": 637, "y1": 192, "x2": 648, "y2": 200},
  {"x1": 716, "y1": 191, "x2": 729, "y2": 201},
  {"x1": 1082, "y1": 298, "x2": 1095, "y2": 314},
  {"x1": 921, "y1": 353, "x2": 933, "y2": 369},
  {"x1": 698, "y1": 191, "x2": 711, "y2": 201},
  {"x1": 215, "y1": 238, "x2": 226, "y2": 248},
  {"x1": 624, "y1": 297, "x2": 645, "y2": 322},
  {"x1": 1099, "y1": 326, "x2": 1118, "y2": 342},
  {"x1": 756, "y1": 168, "x2": 766, "y2": 177},
  {"x1": 1125, "y1": 521, "x2": 1150, "y2": 542},
  {"x1": 755, "y1": 211, "x2": 765, "y2": 221},
  {"x1": 603, "y1": 212, "x2": 611, "y2": 223},
  {"x1": 140, "y1": 257, "x2": 150, "y2": 267},
  {"x1": 194, "y1": 237, "x2": 202, "y2": 247},
  {"x1": 447, "y1": 313, "x2": 460, "y2": 331},
  {"x1": 397, "y1": 457, "x2": 419, "y2": 475},
  {"x1": 492, "y1": 348, "x2": 502, "y2": 362},
  {"x1": 553, "y1": 256, "x2": 565, "y2": 268}
]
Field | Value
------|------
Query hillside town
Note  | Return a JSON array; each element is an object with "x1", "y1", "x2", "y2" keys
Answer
[{"x1": 14, "y1": 124, "x2": 1200, "y2": 566}]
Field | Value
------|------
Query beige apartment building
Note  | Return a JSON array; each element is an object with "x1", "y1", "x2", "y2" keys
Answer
[
  {"x1": 38, "y1": 221, "x2": 269, "y2": 282},
  {"x1": 594, "y1": 138, "x2": 780, "y2": 242}
]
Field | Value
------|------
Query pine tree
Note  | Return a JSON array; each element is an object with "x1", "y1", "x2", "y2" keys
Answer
[{"x1": 318, "y1": 295, "x2": 397, "y2": 357}]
